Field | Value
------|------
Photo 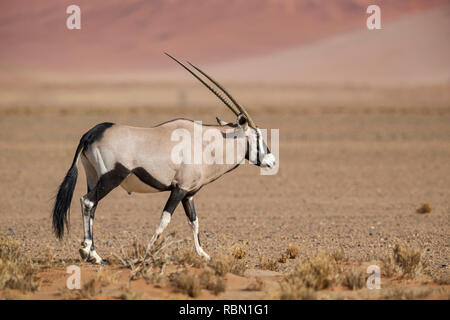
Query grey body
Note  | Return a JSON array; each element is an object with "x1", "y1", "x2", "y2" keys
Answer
[{"x1": 82, "y1": 119, "x2": 245, "y2": 195}]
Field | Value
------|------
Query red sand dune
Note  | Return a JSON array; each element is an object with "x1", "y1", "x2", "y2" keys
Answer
[
  {"x1": 210, "y1": 4, "x2": 450, "y2": 84},
  {"x1": 0, "y1": 0, "x2": 447, "y2": 73}
]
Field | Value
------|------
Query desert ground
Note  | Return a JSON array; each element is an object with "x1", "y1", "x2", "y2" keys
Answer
[
  {"x1": 0, "y1": 0, "x2": 449, "y2": 300},
  {"x1": 0, "y1": 83, "x2": 449, "y2": 299}
]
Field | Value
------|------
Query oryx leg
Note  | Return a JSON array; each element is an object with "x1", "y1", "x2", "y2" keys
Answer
[
  {"x1": 147, "y1": 188, "x2": 187, "y2": 251},
  {"x1": 80, "y1": 161, "x2": 129, "y2": 264},
  {"x1": 182, "y1": 196, "x2": 210, "y2": 260}
]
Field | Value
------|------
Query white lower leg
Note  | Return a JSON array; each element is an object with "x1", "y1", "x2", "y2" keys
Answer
[
  {"x1": 190, "y1": 218, "x2": 210, "y2": 260},
  {"x1": 80, "y1": 197, "x2": 93, "y2": 260},
  {"x1": 147, "y1": 211, "x2": 171, "y2": 251},
  {"x1": 79, "y1": 197, "x2": 103, "y2": 264}
]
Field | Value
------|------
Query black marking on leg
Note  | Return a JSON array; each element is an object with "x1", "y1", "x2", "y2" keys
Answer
[
  {"x1": 132, "y1": 167, "x2": 171, "y2": 191},
  {"x1": 87, "y1": 163, "x2": 130, "y2": 202},
  {"x1": 182, "y1": 196, "x2": 197, "y2": 222},
  {"x1": 89, "y1": 203, "x2": 97, "y2": 250},
  {"x1": 163, "y1": 188, "x2": 187, "y2": 214}
]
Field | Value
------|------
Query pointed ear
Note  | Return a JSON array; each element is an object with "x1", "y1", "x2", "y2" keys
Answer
[
  {"x1": 216, "y1": 117, "x2": 228, "y2": 126},
  {"x1": 216, "y1": 117, "x2": 237, "y2": 127},
  {"x1": 237, "y1": 114, "x2": 248, "y2": 131}
]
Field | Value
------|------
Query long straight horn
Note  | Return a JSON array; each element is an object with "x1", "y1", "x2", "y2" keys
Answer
[
  {"x1": 164, "y1": 52, "x2": 240, "y2": 117},
  {"x1": 186, "y1": 61, "x2": 256, "y2": 128}
]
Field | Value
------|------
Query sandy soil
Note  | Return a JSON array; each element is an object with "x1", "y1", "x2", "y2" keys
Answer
[{"x1": 0, "y1": 85, "x2": 448, "y2": 298}]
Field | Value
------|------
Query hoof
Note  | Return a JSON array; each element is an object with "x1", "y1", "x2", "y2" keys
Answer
[
  {"x1": 89, "y1": 258, "x2": 105, "y2": 266},
  {"x1": 197, "y1": 250, "x2": 211, "y2": 261},
  {"x1": 87, "y1": 250, "x2": 104, "y2": 265},
  {"x1": 79, "y1": 247, "x2": 90, "y2": 261}
]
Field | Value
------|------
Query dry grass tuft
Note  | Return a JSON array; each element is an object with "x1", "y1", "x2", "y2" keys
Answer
[
  {"x1": 285, "y1": 244, "x2": 300, "y2": 259},
  {"x1": 209, "y1": 253, "x2": 247, "y2": 276},
  {"x1": 175, "y1": 249, "x2": 207, "y2": 268},
  {"x1": 341, "y1": 268, "x2": 365, "y2": 290},
  {"x1": 65, "y1": 270, "x2": 119, "y2": 300},
  {"x1": 416, "y1": 203, "x2": 432, "y2": 214},
  {"x1": 113, "y1": 233, "x2": 188, "y2": 280},
  {"x1": 279, "y1": 244, "x2": 300, "y2": 263},
  {"x1": 331, "y1": 246, "x2": 347, "y2": 263},
  {"x1": 78, "y1": 278, "x2": 102, "y2": 299},
  {"x1": 279, "y1": 283, "x2": 316, "y2": 300},
  {"x1": 169, "y1": 269, "x2": 201, "y2": 298},
  {"x1": 230, "y1": 243, "x2": 248, "y2": 260},
  {"x1": 0, "y1": 237, "x2": 39, "y2": 292},
  {"x1": 281, "y1": 253, "x2": 338, "y2": 292},
  {"x1": 278, "y1": 253, "x2": 288, "y2": 264},
  {"x1": 200, "y1": 270, "x2": 226, "y2": 295},
  {"x1": 169, "y1": 268, "x2": 227, "y2": 297},
  {"x1": 258, "y1": 255, "x2": 281, "y2": 272},
  {"x1": 382, "y1": 243, "x2": 425, "y2": 279}
]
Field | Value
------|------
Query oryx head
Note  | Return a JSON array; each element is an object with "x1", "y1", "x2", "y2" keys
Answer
[{"x1": 165, "y1": 52, "x2": 276, "y2": 169}]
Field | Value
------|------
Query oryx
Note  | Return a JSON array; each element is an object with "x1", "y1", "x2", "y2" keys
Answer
[{"x1": 52, "y1": 53, "x2": 276, "y2": 264}]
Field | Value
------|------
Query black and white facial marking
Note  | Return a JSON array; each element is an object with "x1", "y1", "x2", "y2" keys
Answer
[{"x1": 239, "y1": 116, "x2": 275, "y2": 169}]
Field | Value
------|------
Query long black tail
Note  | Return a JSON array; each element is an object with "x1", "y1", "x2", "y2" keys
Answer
[
  {"x1": 52, "y1": 122, "x2": 114, "y2": 239},
  {"x1": 52, "y1": 142, "x2": 83, "y2": 239}
]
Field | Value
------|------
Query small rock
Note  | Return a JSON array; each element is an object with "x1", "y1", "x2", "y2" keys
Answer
[{"x1": 107, "y1": 240, "x2": 113, "y2": 246}]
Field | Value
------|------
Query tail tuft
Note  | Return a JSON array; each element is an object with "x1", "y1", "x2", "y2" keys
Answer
[{"x1": 52, "y1": 164, "x2": 78, "y2": 239}]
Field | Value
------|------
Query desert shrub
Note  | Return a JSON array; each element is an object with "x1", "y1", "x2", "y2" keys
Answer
[
  {"x1": 279, "y1": 282, "x2": 316, "y2": 300},
  {"x1": 341, "y1": 268, "x2": 365, "y2": 290},
  {"x1": 282, "y1": 253, "x2": 338, "y2": 291},
  {"x1": 285, "y1": 244, "x2": 300, "y2": 259},
  {"x1": 230, "y1": 243, "x2": 248, "y2": 260},
  {"x1": 0, "y1": 237, "x2": 39, "y2": 292},
  {"x1": 114, "y1": 233, "x2": 187, "y2": 280},
  {"x1": 416, "y1": 203, "x2": 432, "y2": 214},
  {"x1": 64, "y1": 270, "x2": 119, "y2": 300},
  {"x1": 169, "y1": 268, "x2": 227, "y2": 297},
  {"x1": 169, "y1": 270, "x2": 201, "y2": 298},
  {"x1": 209, "y1": 253, "x2": 247, "y2": 276},
  {"x1": 382, "y1": 243, "x2": 424, "y2": 279},
  {"x1": 331, "y1": 246, "x2": 347, "y2": 262},
  {"x1": 199, "y1": 270, "x2": 226, "y2": 295},
  {"x1": 258, "y1": 256, "x2": 280, "y2": 272},
  {"x1": 278, "y1": 253, "x2": 288, "y2": 263},
  {"x1": 175, "y1": 249, "x2": 207, "y2": 268},
  {"x1": 279, "y1": 244, "x2": 301, "y2": 263}
]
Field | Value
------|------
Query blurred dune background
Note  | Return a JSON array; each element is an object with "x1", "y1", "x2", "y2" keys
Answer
[{"x1": 0, "y1": 0, "x2": 449, "y2": 114}]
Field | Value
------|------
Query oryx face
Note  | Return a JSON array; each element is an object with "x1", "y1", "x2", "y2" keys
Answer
[{"x1": 238, "y1": 115, "x2": 276, "y2": 169}]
